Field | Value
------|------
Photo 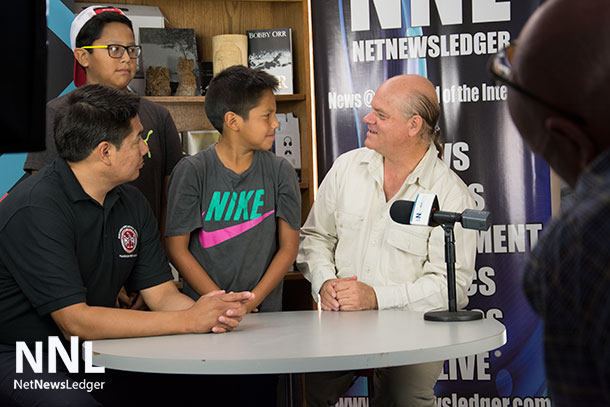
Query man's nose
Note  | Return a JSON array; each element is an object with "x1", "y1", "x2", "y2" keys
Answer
[{"x1": 140, "y1": 137, "x2": 149, "y2": 156}]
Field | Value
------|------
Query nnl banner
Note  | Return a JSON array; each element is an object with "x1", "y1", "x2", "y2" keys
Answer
[{"x1": 311, "y1": 0, "x2": 551, "y2": 405}]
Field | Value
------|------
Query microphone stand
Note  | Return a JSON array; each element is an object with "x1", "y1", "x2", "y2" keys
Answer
[{"x1": 424, "y1": 222, "x2": 483, "y2": 322}]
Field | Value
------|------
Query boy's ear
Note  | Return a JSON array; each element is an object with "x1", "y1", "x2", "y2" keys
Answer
[
  {"x1": 224, "y1": 111, "x2": 242, "y2": 132},
  {"x1": 73, "y1": 48, "x2": 90, "y2": 69}
]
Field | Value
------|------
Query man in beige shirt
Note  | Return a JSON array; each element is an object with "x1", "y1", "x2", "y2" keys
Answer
[{"x1": 297, "y1": 74, "x2": 476, "y2": 406}]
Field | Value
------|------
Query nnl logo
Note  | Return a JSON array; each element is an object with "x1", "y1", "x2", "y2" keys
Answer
[
  {"x1": 16, "y1": 336, "x2": 105, "y2": 374},
  {"x1": 351, "y1": 0, "x2": 511, "y2": 31}
]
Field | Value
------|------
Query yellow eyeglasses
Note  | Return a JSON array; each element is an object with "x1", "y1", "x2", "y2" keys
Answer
[{"x1": 81, "y1": 44, "x2": 142, "y2": 59}]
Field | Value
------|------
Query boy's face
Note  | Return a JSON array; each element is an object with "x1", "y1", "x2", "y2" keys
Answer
[
  {"x1": 238, "y1": 89, "x2": 279, "y2": 151},
  {"x1": 79, "y1": 22, "x2": 137, "y2": 90}
]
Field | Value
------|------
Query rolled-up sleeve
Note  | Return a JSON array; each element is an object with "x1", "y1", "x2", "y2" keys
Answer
[{"x1": 297, "y1": 163, "x2": 340, "y2": 299}]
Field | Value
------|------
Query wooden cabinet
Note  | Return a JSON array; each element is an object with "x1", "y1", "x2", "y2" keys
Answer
[{"x1": 110, "y1": 0, "x2": 316, "y2": 309}]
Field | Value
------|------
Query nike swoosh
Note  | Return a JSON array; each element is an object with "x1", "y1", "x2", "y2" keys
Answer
[{"x1": 198, "y1": 209, "x2": 275, "y2": 248}]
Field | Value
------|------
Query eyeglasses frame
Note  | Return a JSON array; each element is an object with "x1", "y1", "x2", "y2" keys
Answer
[{"x1": 80, "y1": 44, "x2": 142, "y2": 59}]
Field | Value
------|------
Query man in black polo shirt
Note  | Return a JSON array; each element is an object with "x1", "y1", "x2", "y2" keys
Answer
[{"x1": 0, "y1": 84, "x2": 254, "y2": 406}]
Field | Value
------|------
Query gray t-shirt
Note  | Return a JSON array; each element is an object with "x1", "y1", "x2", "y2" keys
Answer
[{"x1": 166, "y1": 146, "x2": 301, "y2": 311}]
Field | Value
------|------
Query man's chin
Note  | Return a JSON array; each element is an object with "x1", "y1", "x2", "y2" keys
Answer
[{"x1": 127, "y1": 171, "x2": 141, "y2": 183}]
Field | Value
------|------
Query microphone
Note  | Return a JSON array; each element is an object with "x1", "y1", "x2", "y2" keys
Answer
[
  {"x1": 389, "y1": 200, "x2": 415, "y2": 225},
  {"x1": 389, "y1": 195, "x2": 490, "y2": 231},
  {"x1": 389, "y1": 193, "x2": 489, "y2": 322}
]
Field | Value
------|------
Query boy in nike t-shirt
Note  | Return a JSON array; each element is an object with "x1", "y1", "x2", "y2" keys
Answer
[{"x1": 165, "y1": 65, "x2": 301, "y2": 313}]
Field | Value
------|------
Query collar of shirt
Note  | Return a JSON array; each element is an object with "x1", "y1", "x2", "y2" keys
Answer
[
  {"x1": 578, "y1": 147, "x2": 610, "y2": 191},
  {"x1": 358, "y1": 144, "x2": 439, "y2": 191},
  {"x1": 53, "y1": 158, "x2": 121, "y2": 208}
]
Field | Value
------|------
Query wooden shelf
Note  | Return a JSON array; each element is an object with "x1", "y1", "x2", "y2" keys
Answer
[
  {"x1": 217, "y1": 0, "x2": 303, "y2": 2},
  {"x1": 144, "y1": 94, "x2": 306, "y2": 104},
  {"x1": 144, "y1": 96, "x2": 205, "y2": 103}
]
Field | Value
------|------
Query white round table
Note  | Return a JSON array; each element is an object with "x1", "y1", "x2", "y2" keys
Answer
[{"x1": 89, "y1": 310, "x2": 506, "y2": 374}]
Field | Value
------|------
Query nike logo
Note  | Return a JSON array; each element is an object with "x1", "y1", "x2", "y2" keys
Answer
[{"x1": 198, "y1": 209, "x2": 275, "y2": 248}]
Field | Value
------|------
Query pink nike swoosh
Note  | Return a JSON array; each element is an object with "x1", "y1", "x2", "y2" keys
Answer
[{"x1": 198, "y1": 210, "x2": 275, "y2": 248}]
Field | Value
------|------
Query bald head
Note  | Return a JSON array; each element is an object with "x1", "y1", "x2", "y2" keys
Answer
[
  {"x1": 381, "y1": 74, "x2": 440, "y2": 141},
  {"x1": 514, "y1": 0, "x2": 610, "y2": 138},
  {"x1": 382, "y1": 74, "x2": 438, "y2": 104}
]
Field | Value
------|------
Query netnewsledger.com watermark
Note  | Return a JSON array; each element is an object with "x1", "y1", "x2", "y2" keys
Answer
[
  {"x1": 14, "y1": 378, "x2": 105, "y2": 393},
  {"x1": 13, "y1": 336, "x2": 106, "y2": 392}
]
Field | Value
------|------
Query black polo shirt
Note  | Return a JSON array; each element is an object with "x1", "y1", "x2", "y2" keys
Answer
[{"x1": 0, "y1": 158, "x2": 172, "y2": 352}]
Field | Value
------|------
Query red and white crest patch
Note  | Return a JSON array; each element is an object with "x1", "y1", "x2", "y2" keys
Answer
[{"x1": 118, "y1": 225, "x2": 138, "y2": 254}]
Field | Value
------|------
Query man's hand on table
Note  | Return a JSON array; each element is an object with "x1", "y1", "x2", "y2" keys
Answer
[
  {"x1": 334, "y1": 277, "x2": 378, "y2": 311},
  {"x1": 320, "y1": 276, "x2": 376, "y2": 311},
  {"x1": 320, "y1": 276, "x2": 378, "y2": 311}
]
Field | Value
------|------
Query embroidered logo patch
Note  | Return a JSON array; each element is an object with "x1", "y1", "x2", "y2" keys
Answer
[{"x1": 118, "y1": 225, "x2": 138, "y2": 254}]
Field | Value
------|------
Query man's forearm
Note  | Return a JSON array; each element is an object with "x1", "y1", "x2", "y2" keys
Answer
[
  {"x1": 51, "y1": 289, "x2": 253, "y2": 340},
  {"x1": 142, "y1": 281, "x2": 195, "y2": 312},
  {"x1": 297, "y1": 232, "x2": 339, "y2": 296},
  {"x1": 51, "y1": 303, "x2": 192, "y2": 340}
]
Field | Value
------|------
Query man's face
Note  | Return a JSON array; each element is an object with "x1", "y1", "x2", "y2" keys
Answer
[
  {"x1": 110, "y1": 116, "x2": 148, "y2": 183},
  {"x1": 82, "y1": 22, "x2": 137, "y2": 90},
  {"x1": 362, "y1": 83, "x2": 412, "y2": 155},
  {"x1": 238, "y1": 89, "x2": 279, "y2": 151}
]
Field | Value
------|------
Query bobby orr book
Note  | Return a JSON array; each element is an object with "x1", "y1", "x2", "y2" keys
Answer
[{"x1": 247, "y1": 28, "x2": 293, "y2": 95}]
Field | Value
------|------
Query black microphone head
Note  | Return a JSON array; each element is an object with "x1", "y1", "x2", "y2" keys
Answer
[
  {"x1": 390, "y1": 200, "x2": 415, "y2": 225},
  {"x1": 461, "y1": 209, "x2": 492, "y2": 231}
]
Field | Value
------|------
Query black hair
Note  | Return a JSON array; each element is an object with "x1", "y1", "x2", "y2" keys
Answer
[
  {"x1": 204, "y1": 65, "x2": 279, "y2": 133},
  {"x1": 75, "y1": 9, "x2": 134, "y2": 49},
  {"x1": 54, "y1": 84, "x2": 140, "y2": 162}
]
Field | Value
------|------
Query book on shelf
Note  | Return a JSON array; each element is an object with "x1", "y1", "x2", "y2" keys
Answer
[{"x1": 247, "y1": 28, "x2": 293, "y2": 95}]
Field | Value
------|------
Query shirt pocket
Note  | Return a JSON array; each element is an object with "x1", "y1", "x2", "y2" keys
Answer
[
  {"x1": 334, "y1": 210, "x2": 364, "y2": 269},
  {"x1": 384, "y1": 225, "x2": 430, "y2": 282}
]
